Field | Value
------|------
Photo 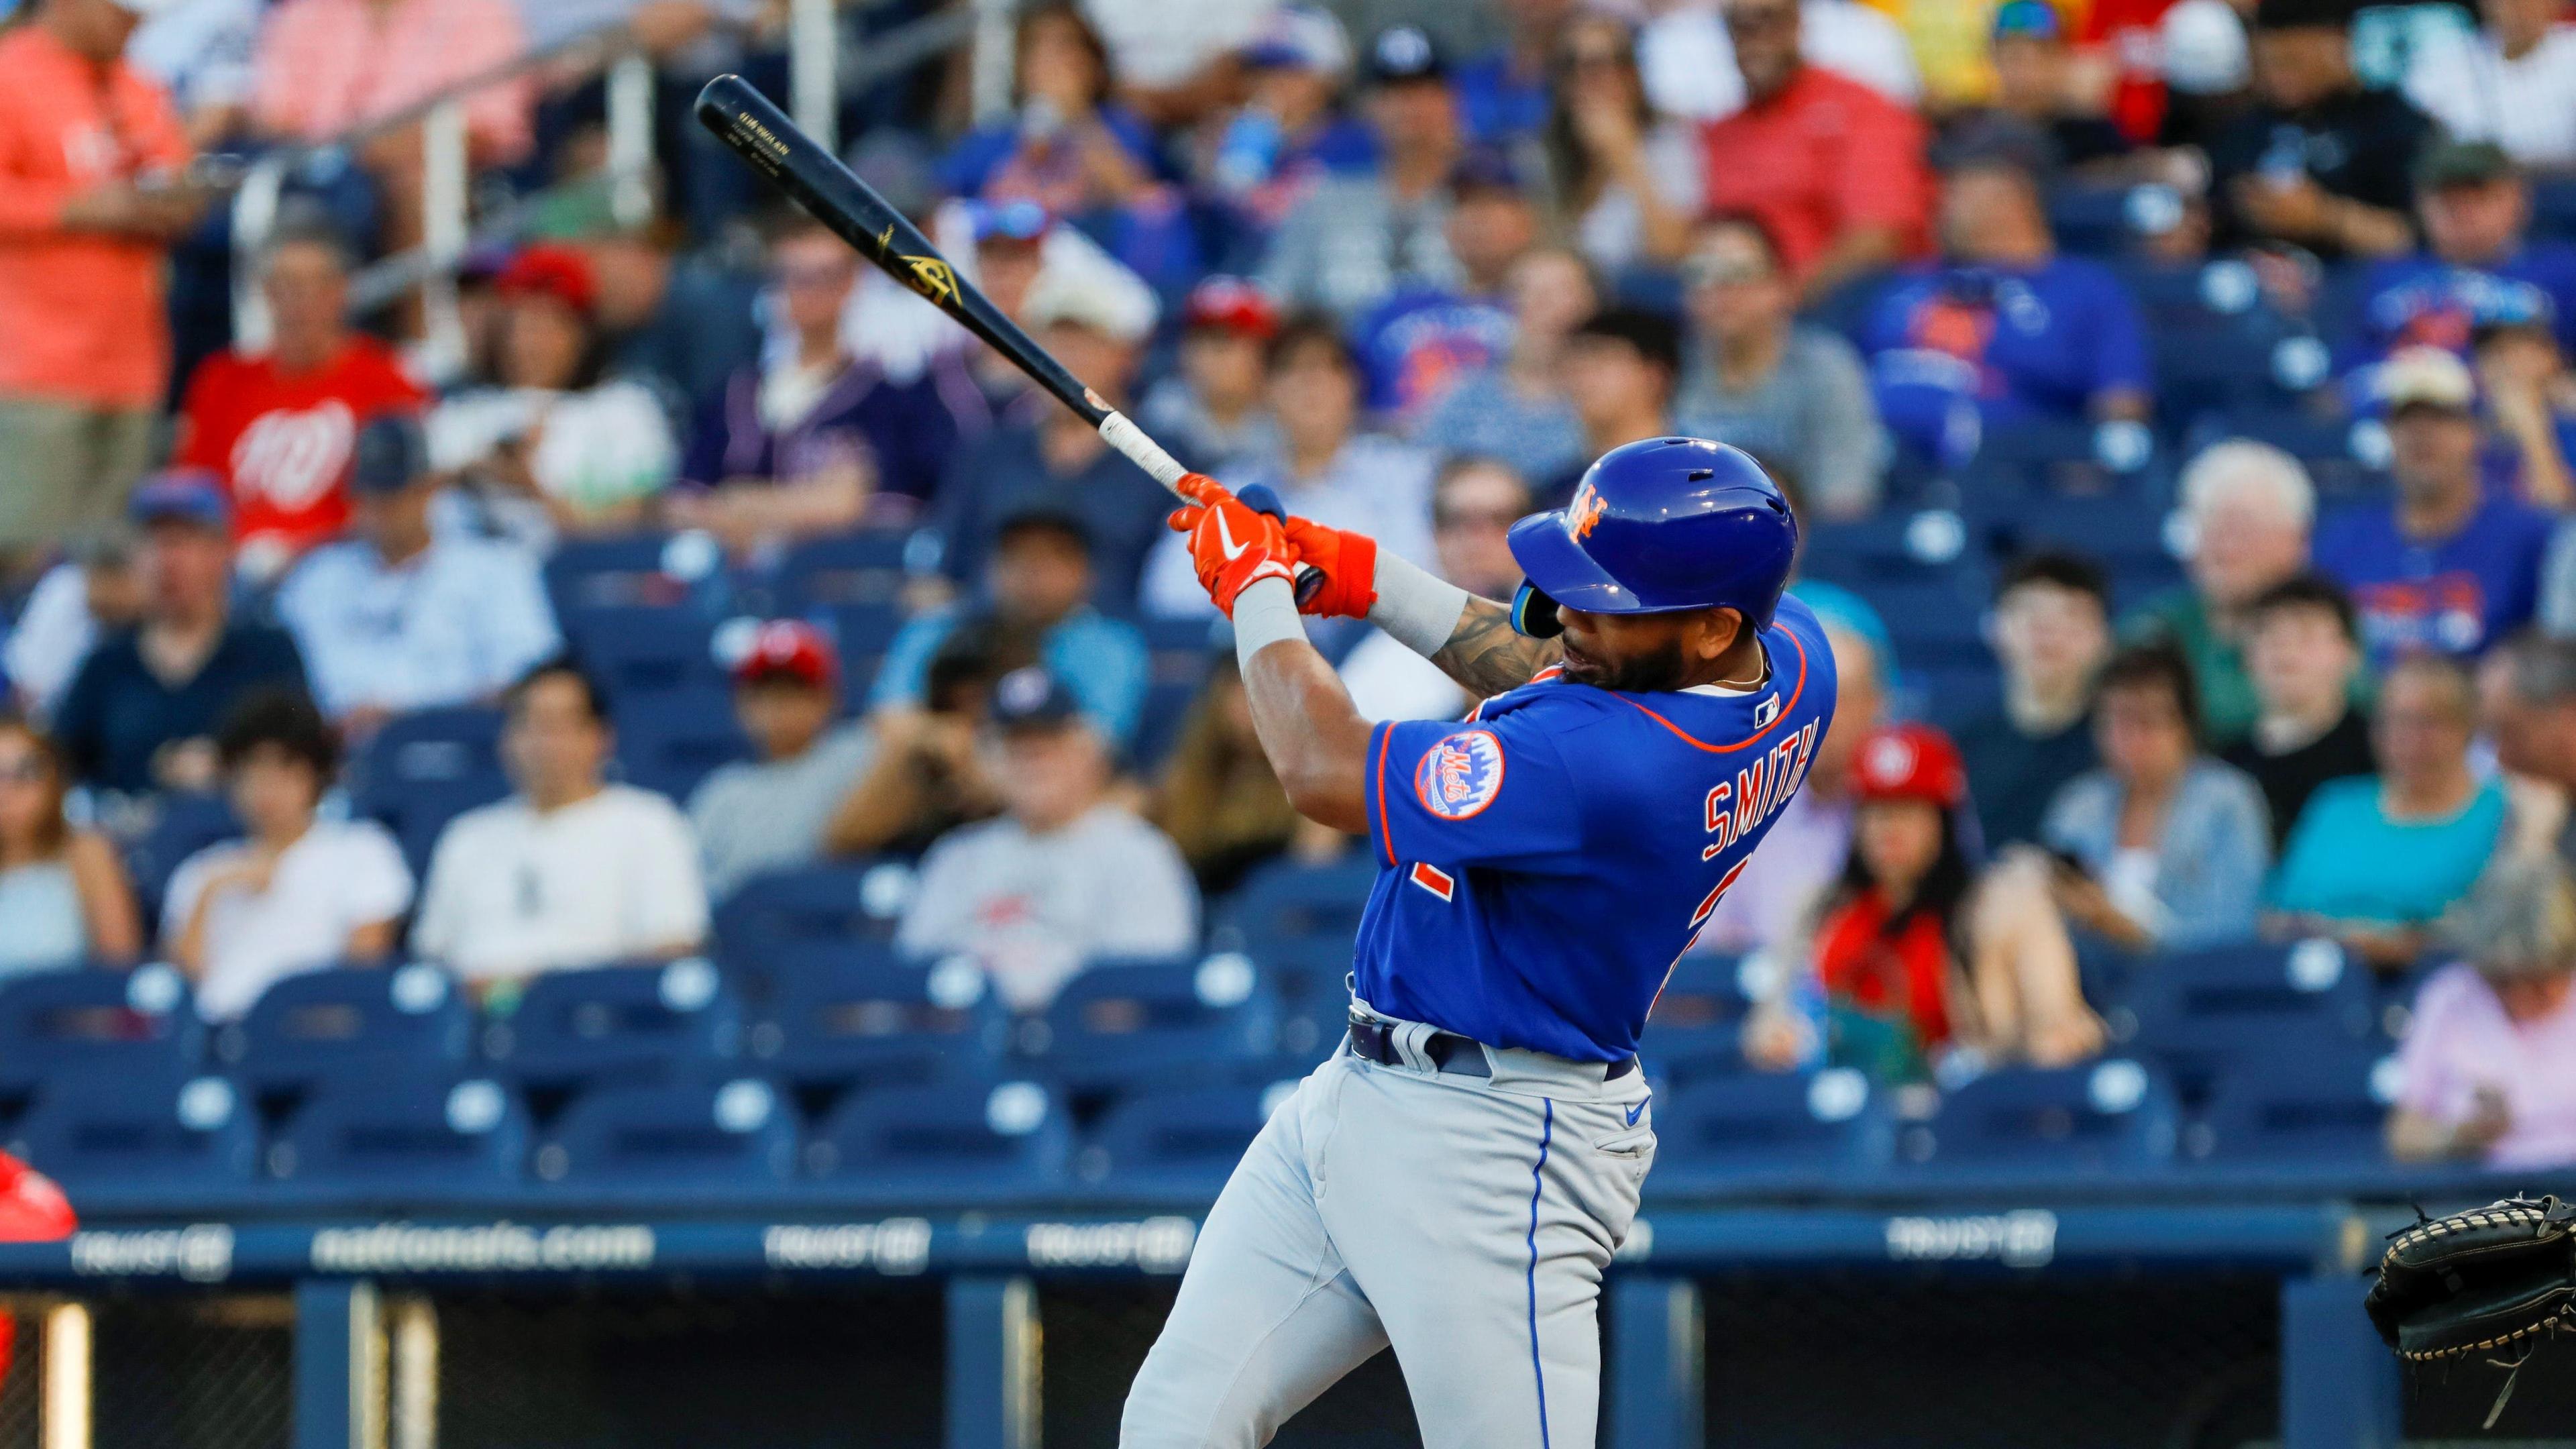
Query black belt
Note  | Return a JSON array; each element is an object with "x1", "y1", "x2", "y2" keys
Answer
[{"x1": 1345, "y1": 1015, "x2": 1637, "y2": 1081}]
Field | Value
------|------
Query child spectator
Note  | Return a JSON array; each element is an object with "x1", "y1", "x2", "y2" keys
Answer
[
  {"x1": 1339, "y1": 458, "x2": 1535, "y2": 724},
  {"x1": 1152, "y1": 655, "x2": 1336, "y2": 897},
  {"x1": 689, "y1": 622, "x2": 875, "y2": 901},
  {"x1": 54, "y1": 474, "x2": 307, "y2": 795},
  {"x1": 275, "y1": 415, "x2": 559, "y2": 731},
  {"x1": 1542, "y1": 12, "x2": 1701, "y2": 272},
  {"x1": 1956, "y1": 553, "x2": 2111, "y2": 849},
  {"x1": 2127, "y1": 440, "x2": 2322, "y2": 747},
  {"x1": 826, "y1": 628, "x2": 1004, "y2": 861},
  {"x1": 2206, "y1": 0, "x2": 2428, "y2": 259},
  {"x1": 2478, "y1": 309, "x2": 2576, "y2": 513},
  {"x1": 1549, "y1": 307, "x2": 1683, "y2": 502},
  {"x1": 1349, "y1": 148, "x2": 1532, "y2": 422},
  {"x1": 2353, "y1": 142, "x2": 2576, "y2": 370},
  {"x1": 5, "y1": 537, "x2": 143, "y2": 720},
  {"x1": 163, "y1": 692, "x2": 410, "y2": 1021},
  {"x1": 2222, "y1": 574, "x2": 2375, "y2": 848},
  {"x1": 896, "y1": 667, "x2": 1198, "y2": 1010},
  {"x1": 2387, "y1": 856, "x2": 2576, "y2": 1169},
  {"x1": 1138, "y1": 277, "x2": 1283, "y2": 474},
  {"x1": 2268, "y1": 655, "x2": 2506, "y2": 967},
  {"x1": 409, "y1": 659, "x2": 708, "y2": 992},
  {"x1": 2041, "y1": 643, "x2": 2271, "y2": 950},
  {"x1": 0, "y1": 718, "x2": 140, "y2": 976},
  {"x1": 1417, "y1": 247, "x2": 1597, "y2": 487},
  {"x1": 173, "y1": 223, "x2": 426, "y2": 581}
]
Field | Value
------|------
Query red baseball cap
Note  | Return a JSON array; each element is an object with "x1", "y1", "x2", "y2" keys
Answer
[
  {"x1": 495, "y1": 243, "x2": 598, "y2": 315},
  {"x1": 1183, "y1": 276, "x2": 1281, "y2": 339},
  {"x1": 732, "y1": 620, "x2": 838, "y2": 690},
  {"x1": 1850, "y1": 722, "x2": 1968, "y2": 810}
]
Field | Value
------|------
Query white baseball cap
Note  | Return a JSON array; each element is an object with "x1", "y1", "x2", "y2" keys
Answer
[{"x1": 2377, "y1": 346, "x2": 2477, "y2": 415}]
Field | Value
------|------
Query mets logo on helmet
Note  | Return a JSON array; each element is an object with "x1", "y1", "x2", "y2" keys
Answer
[
  {"x1": 1568, "y1": 483, "x2": 1609, "y2": 541},
  {"x1": 1413, "y1": 729, "x2": 1506, "y2": 820}
]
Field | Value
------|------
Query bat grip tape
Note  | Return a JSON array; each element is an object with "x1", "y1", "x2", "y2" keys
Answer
[{"x1": 1097, "y1": 412, "x2": 1189, "y2": 493}]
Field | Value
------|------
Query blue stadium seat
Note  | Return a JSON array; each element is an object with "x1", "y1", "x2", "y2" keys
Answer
[
  {"x1": 350, "y1": 706, "x2": 505, "y2": 800},
  {"x1": 212, "y1": 962, "x2": 475, "y2": 1094},
  {"x1": 1891, "y1": 1060, "x2": 2178, "y2": 1179},
  {"x1": 0, "y1": 965, "x2": 201, "y2": 1098},
  {"x1": 2187, "y1": 1036, "x2": 2396, "y2": 1169},
  {"x1": 821, "y1": 603, "x2": 906, "y2": 697},
  {"x1": 775, "y1": 529, "x2": 914, "y2": 610},
  {"x1": 749, "y1": 943, "x2": 1010, "y2": 1091},
  {"x1": 533, "y1": 1077, "x2": 796, "y2": 1191},
  {"x1": 1212, "y1": 857, "x2": 1380, "y2": 955},
  {"x1": 1021, "y1": 958, "x2": 1279, "y2": 1095},
  {"x1": 1078, "y1": 1082, "x2": 1288, "y2": 1201},
  {"x1": 544, "y1": 531, "x2": 726, "y2": 614},
  {"x1": 806, "y1": 1079, "x2": 1071, "y2": 1201},
  {"x1": 121, "y1": 792, "x2": 239, "y2": 927},
  {"x1": 376, "y1": 777, "x2": 514, "y2": 882},
  {"x1": 1638, "y1": 955, "x2": 1757, "y2": 1085},
  {"x1": 1841, "y1": 577, "x2": 1992, "y2": 667},
  {"x1": 1799, "y1": 508, "x2": 1980, "y2": 587},
  {"x1": 2118, "y1": 939, "x2": 2377, "y2": 1091},
  {"x1": 2045, "y1": 184, "x2": 2139, "y2": 257},
  {"x1": 559, "y1": 605, "x2": 728, "y2": 700},
  {"x1": 269, "y1": 1072, "x2": 529, "y2": 1195},
  {"x1": 716, "y1": 859, "x2": 914, "y2": 958},
  {"x1": 1648, "y1": 1070, "x2": 1890, "y2": 1191},
  {"x1": 481, "y1": 959, "x2": 743, "y2": 1090},
  {"x1": 613, "y1": 685, "x2": 750, "y2": 799},
  {"x1": 13, "y1": 1069, "x2": 258, "y2": 1199}
]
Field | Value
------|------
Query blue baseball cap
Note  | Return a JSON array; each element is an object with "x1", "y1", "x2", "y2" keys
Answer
[
  {"x1": 967, "y1": 199, "x2": 1051, "y2": 244},
  {"x1": 1366, "y1": 25, "x2": 1446, "y2": 85},
  {"x1": 1992, "y1": 0, "x2": 2063, "y2": 40},
  {"x1": 127, "y1": 470, "x2": 231, "y2": 531},
  {"x1": 989, "y1": 665, "x2": 1085, "y2": 733},
  {"x1": 350, "y1": 413, "x2": 431, "y2": 496}
]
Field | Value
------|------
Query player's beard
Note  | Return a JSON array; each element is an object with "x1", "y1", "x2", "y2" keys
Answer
[{"x1": 1560, "y1": 636, "x2": 1690, "y2": 693}]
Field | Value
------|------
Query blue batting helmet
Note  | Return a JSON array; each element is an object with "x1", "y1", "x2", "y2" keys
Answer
[{"x1": 1506, "y1": 437, "x2": 1798, "y2": 639}]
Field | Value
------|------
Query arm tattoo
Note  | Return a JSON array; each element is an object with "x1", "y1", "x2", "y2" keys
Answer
[{"x1": 1429, "y1": 596, "x2": 1562, "y2": 697}]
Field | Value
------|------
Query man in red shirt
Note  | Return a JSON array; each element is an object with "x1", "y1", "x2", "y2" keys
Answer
[
  {"x1": 0, "y1": 0, "x2": 201, "y2": 584},
  {"x1": 176, "y1": 223, "x2": 427, "y2": 580},
  {"x1": 1699, "y1": 0, "x2": 1933, "y2": 302}
]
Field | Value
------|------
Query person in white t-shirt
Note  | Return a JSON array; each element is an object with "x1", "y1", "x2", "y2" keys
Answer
[
  {"x1": 164, "y1": 691, "x2": 413, "y2": 1020},
  {"x1": 897, "y1": 667, "x2": 1198, "y2": 1010},
  {"x1": 410, "y1": 658, "x2": 709, "y2": 993},
  {"x1": 2404, "y1": 0, "x2": 2576, "y2": 171},
  {"x1": 1338, "y1": 457, "x2": 1533, "y2": 722}
]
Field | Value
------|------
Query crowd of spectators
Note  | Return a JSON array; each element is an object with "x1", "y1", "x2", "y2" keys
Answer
[{"x1": 16, "y1": 0, "x2": 2576, "y2": 1172}]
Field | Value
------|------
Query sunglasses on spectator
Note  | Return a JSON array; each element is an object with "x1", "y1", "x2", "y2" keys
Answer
[{"x1": 1683, "y1": 254, "x2": 1774, "y2": 287}]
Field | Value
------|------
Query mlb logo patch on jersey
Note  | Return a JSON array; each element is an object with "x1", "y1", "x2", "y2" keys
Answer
[{"x1": 1413, "y1": 729, "x2": 1505, "y2": 819}]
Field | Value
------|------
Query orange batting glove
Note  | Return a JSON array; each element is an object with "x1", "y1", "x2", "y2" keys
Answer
[
  {"x1": 1167, "y1": 488, "x2": 1300, "y2": 618},
  {"x1": 1277, "y1": 515, "x2": 1378, "y2": 619}
]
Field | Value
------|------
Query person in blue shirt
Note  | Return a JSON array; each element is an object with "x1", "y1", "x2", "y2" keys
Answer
[
  {"x1": 2349, "y1": 140, "x2": 2576, "y2": 370},
  {"x1": 1452, "y1": 0, "x2": 1572, "y2": 144},
  {"x1": 1860, "y1": 160, "x2": 2151, "y2": 464},
  {"x1": 1350, "y1": 147, "x2": 1533, "y2": 421},
  {"x1": 2314, "y1": 347, "x2": 2555, "y2": 664},
  {"x1": 1208, "y1": 6, "x2": 1379, "y2": 241}
]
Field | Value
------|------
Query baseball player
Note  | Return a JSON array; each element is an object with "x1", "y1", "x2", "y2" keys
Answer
[{"x1": 1122, "y1": 437, "x2": 1841, "y2": 1449}]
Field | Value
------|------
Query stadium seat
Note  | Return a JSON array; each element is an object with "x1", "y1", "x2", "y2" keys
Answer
[
  {"x1": 212, "y1": 962, "x2": 475, "y2": 1095},
  {"x1": 544, "y1": 531, "x2": 725, "y2": 613},
  {"x1": 375, "y1": 776, "x2": 514, "y2": 881},
  {"x1": 775, "y1": 529, "x2": 914, "y2": 610},
  {"x1": 121, "y1": 792, "x2": 240, "y2": 928},
  {"x1": 716, "y1": 859, "x2": 915, "y2": 961},
  {"x1": 1891, "y1": 1060, "x2": 2178, "y2": 1179},
  {"x1": 613, "y1": 685, "x2": 751, "y2": 799},
  {"x1": 1638, "y1": 954, "x2": 1758, "y2": 1085},
  {"x1": 1020, "y1": 957, "x2": 1279, "y2": 1095},
  {"x1": 749, "y1": 943, "x2": 1010, "y2": 1091},
  {"x1": 1972, "y1": 487, "x2": 2181, "y2": 596},
  {"x1": 559, "y1": 605, "x2": 729, "y2": 700},
  {"x1": 2187, "y1": 1036, "x2": 2396, "y2": 1169},
  {"x1": 1212, "y1": 856, "x2": 1380, "y2": 955},
  {"x1": 533, "y1": 1077, "x2": 796, "y2": 1191},
  {"x1": 2118, "y1": 939, "x2": 2377, "y2": 1093},
  {"x1": 481, "y1": 959, "x2": 743, "y2": 1090},
  {"x1": 1648, "y1": 1070, "x2": 1890, "y2": 1191},
  {"x1": 1799, "y1": 508, "x2": 1980, "y2": 587},
  {"x1": 349, "y1": 706, "x2": 506, "y2": 799},
  {"x1": 13, "y1": 1069, "x2": 258, "y2": 1199},
  {"x1": 268, "y1": 1072, "x2": 530, "y2": 1196},
  {"x1": 0, "y1": 965, "x2": 202, "y2": 1099},
  {"x1": 1077, "y1": 1081, "x2": 1289, "y2": 1201},
  {"x1": 2045, "y1": 184, "x2": 2139, "y2": 257},
  {"x1": 1842, "y1": 576, "x2": 1992, "y2": 667},
  {"x1": 806, "y1": 1079, "x2": 1071, "y2": 1201}
]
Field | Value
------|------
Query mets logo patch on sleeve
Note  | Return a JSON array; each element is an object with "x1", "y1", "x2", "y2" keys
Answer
[{"x1": 1413, "y1": 729, "x2": 1505, "y2": 819}]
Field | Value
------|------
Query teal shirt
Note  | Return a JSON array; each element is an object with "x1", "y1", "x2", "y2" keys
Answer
[{"x1": 2267, "y1": 776, "x2": 2506, "y2": 926}]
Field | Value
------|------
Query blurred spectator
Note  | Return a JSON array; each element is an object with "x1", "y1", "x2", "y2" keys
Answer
[
  {"x1": 1416, "y1": 246, "x2": 1595, "y2": 485},
  {"x1": 2222, "y1": 574, "x2": 2374, "y2": 847},
  {"x1": 1638, "y1": 0, "x2": 1924, "y2": 122},
  {"x1": 4, "y1": 536, "x2": 142, "y2": 720},
  {"x1": 1455, "y1": 0, "x2": 1573, "y2": 144},
  {"x1": 2315, "y1": 347, "x2": 2553, "y2": 663},
  {"x1": 675, "y1": 217, "x2": 987, "y2": 545},
  {"x1": 1863, "y1": 161, "x2": 2151, "y2": 462},
  {"x1": 2353, "y1": 142, "x2": 2576, "y2": 370},
  {"x1": 163, "y1": 691, "x2": 410, "y2": 1021},
  {"x1": 1259, "y1": 25, "x2": 1465, "y2": 321},
  {"x1": 877, "y1": 509, "x2": 1148, "y2": 745},
  {"x1": 1674, "y1": 214, "x2": 1888, "y2": 519},
  {"x1": 0, "y1": 0, "x2": 199, "y2": 582},
  {"x1": 174, "y1": 223, "x2": 428, "y2": 581},
  {"x1": 1746, "y1": 722, "x2": 2102, "y2": 1080},
  {"x1": 1957, "y1": 553, "x2": 2110, "y2": 849},
  {"x1": 1205, "y1": 7, "x2": 1370, "y2": 233},
  {"x1": 0, "y1": 717, "x2": 140, "y2": 975},
  {"x1": 1152, "y1": 653, "x2": 1338, "y2": 895},
  {"x1": 410, "y1": 658, "x2": 708, "y2": 988},
  {"x1": 2403, "y1": 0, "x2": 2576, "y2": 171},
  {"x1": 932, "y1": 268, "x2": 1169, "y2": 611},
  {"x1": 1550, "y1": 307, "x2": 1683, "y2": 502},
  {"x1": 1937, "y1": 0, "x2": 2134, "y2": 177},
  {"x1": 2206, "y1": 0, "x2": 2427, "y2": 259},
  {"x1": 1138, "y1": 276, "x2": 1283, "y2": 473},
  {"x1": 1697, "y1": 0, "x2": 1933, "y2": 298},
  {"x1": 939, "y1": 4, "x2": 1197, "y2": 293},
  {"x1": 54, "y1": 475, "x2": 307, "y2": 794},
  {"x1": 1542, "y1": 12, "x2": 1700, "y2": 272},
  {"x1": 2129, "y1": 439, "x2": 2324, "y2": 746},
  {"x1": 129, "y1": 0, "x2": 263, "y2": 148},
  {"x1": 1077, "y1": 0, "x2": 1275, "y2": 123},
  {"x1": 826, "y1": 627, "x2": 1004, "y2": 860},
  {"x1": 274, "y1": 415, "x2": 559, "y2": 729},
  {"x1": 2041, "y1": 643, "x2": 2271, "y2": 950},
  {"x1": 1699, "y1": 622, "x2": 1884, "y2": 954},
  {"x1": 427, "y1": 244, "x2": 680, "y2": 540},
  {"x1": 2388, "y1": 855, "x2": 2576, "y2": 1169},
  {"x1": 2477, "y1": 310, "x2": 2576, "y2": 511},
  {"x1": 2268, "y1": 654, "x2": 2505, "y2": 965},
  {"x1": 1144, "y1": 317, "x2": 1437, "y2": 614},
  {"x1": 1351, "y1": 149, "x2": 1534, "y2": 421},
  {"x1": 584, "y1": 223, "x2": 764, "y2": 417},
  {"x1": 2484, "y1": 631, "x2": 2576, "y2": 794},
  {"x1": 688, "y1": 621, "x2": 875, "y2": 901},
  {"x1": 1340, "y1": 458, "x2": 1534, "y2": 722},
  {"x1": 895, "y1": 666, "x2": 1197, "y2": 1010}
]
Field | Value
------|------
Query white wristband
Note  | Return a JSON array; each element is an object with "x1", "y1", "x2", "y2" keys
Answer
[
  {"x1": 1366, "y1": 551, "x2": 1471, "y2": 659},
  {"x1": 1232, "y1": 576, "x2": 1305, "y2": 668}
]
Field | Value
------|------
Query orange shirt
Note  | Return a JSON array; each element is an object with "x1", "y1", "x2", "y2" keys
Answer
[
  {"x1": 1699, "y1": 65, "x2": 1933, "y2": 282},
  {"x1": 251, "y1": 0, "x2": 535, "y2": 164},
  {"x1": 0, "y1": 26, "x2": 192, "y2": 408}
]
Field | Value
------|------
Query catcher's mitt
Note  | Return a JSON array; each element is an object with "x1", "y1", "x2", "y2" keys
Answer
[{"x1": 2365, "y1": 1195, "x2": 2576, "y2": 1427}]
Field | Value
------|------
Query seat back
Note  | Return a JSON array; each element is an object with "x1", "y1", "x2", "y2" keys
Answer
[
  {"x1": 1212, "y1": 857, "x2": 1380, "y2": 954},
  {"x1": 14, "y1": 1069, "x2": 257, "y2": 1188},
  {"x1": 612, "y1": 686, "x2": 751, "y2": 800},
  {"x1": 121, "y1": 794, "x2": 241, "y2": 926},
  {"x1": 1656, "y1": 1070, "x2": 1886, "y2": 1170},
  {"x1": 271, "y1": 1072, "x2": 529, "y2": 1189},
  {"x1": 1895, "y1": 1060, "x2": 2177, "y2": 1172},
  {"x1": 1640, "y1": 954, "x2": 1758, "y2": 1083},
  {"x1": 2191, "y1": 1037, "x2": 2398, "y2": 1164},
  {"x1": 559, "y1": 606, "x2": 728, "y2": 703},
  {"x1": 716, "y1": 860, "x2": 915, "y2": 962},
  {"x1": 808, "y1": 1079, "x2": 1069, "y2": 1192},
  {"x1": 2121, "y1": 940, "x2": 2376, "y2": 1087},
  {"x1": 215, "y1": 962, "x2": 474, "y2": 1091},
  {"x1": 0, "y1": 965, "x2": 201, "y2": 1095},
  {"x1": 482, "y1": 959, "x2": 742, "y2": 1089},
  {"x1": 533, "y1": 1077, "x2": 796, "y2": 1187},
  {"x1": 751, "y1": 944, "x2": 1009, "y2": 1089},
  {"x1": 1079, "y1": 1083, "x2": 1285, "y2": 1193},
  {"x1": 1024, "y1": 959, "x2": 1279, "y2": 1093}
]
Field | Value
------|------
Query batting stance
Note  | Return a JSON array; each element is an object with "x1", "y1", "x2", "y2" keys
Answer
[{"x1": 1122, "y1": 437, "x2": 1840, "y2": 1449}]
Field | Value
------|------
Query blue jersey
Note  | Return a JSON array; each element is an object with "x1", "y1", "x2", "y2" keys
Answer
[{"x1": 1350, "y1": 596, "x2": 1841, "y2": 1062}]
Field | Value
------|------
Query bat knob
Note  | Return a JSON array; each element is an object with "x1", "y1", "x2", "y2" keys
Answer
[{"x1": 1236, "y1": 483, "x2": 1287, "y2": 520}]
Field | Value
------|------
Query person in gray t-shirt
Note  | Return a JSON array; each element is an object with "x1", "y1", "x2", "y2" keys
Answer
[{"x1": 688, "y1": 621, "x2": 875, "y2": 901}]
